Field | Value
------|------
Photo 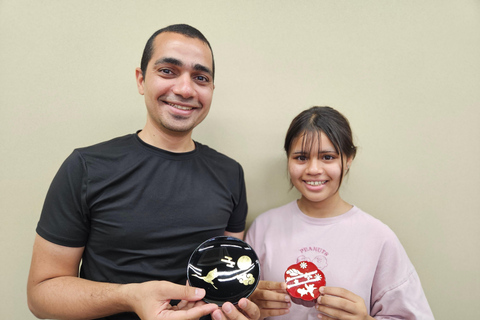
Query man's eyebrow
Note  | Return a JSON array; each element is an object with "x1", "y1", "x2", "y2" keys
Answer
[
  {"x1": 153, "y1": 57, "x2": 213, "y2": 76},
  {"x1": 154, "y1": 57, "x2": 182, "y2": 67},
  {"x1": 193, "y1": 63, "x2": 213, "y2": 76}
]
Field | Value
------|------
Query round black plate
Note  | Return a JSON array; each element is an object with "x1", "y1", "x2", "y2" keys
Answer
[{"x1": 187, "y1": 236, "x2": 260, "y2": 306}]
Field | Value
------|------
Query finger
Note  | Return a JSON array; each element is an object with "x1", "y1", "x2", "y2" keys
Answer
[
  {"x1": 212, "y1": 301, "x2": 251, "y2": 320},
  {"x1": 238, "y1": 298, "x2": 261, "y2": 319},
  {"x1": 318, "y1": 294, "x2": 357, "y2": 315},
  {"x1": 211, "y1": 303, "x2": 238, "y2": 320},
  {"x1": 260, "y1": 307, "x2": 290, "y2": 318},
  {"x1": 170, "y1": 304, "x2": 219, "y2": 320},
  {"x1": 320, "y1": 286, "x2": 358, "y2": 302},
  {"x1": 317, "y1": 311, "x2": 336, "y2": 320},
  {"x1": 157, "y1": 281, "x2": 206, "y2": 302},
  {"x1": 256, "y1": 280, "x2": 287, "y2": 292},
  {"x1": 316, "y1": 304, "x2": 350, "y2": 320},
  {"x1": 176, "y1": 299, "x2": 188, "y2": 310},
  {"x1": 251, "y1": 287, "x2": 290, "y2": 304},
  {"x1": 250, "y1": 290, "x2": 291, "y2": 308}
]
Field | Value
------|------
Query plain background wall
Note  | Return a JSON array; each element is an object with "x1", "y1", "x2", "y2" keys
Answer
[{"x1": 1, "y1": 0, "x2": 479, "y2": 318}]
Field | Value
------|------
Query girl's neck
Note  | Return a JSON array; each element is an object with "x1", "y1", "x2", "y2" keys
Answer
[{"x1": 297, "y1": 193, "x2": 352, "y2": 218}]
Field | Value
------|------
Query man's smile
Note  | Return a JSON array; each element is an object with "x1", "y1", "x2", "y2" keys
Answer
[{"x1": 165, "y1": 101, "x2": 197, "y2": 111}]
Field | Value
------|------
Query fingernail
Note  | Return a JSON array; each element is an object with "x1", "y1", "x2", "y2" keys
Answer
[
  {"x1": 224, "y1": 303, "x2": 232, "y2": 313},
  {"x1": 239, "y1": 298, "x2": 247, "y2": 308},
  {"x1": 319, "y1": 286, "x2": 325, "y2": 294},
  {"x1": 317, "y1": 314, "x2": 323, "y2": 319},
  {"x1": 212, "y1": 310, "x2": 221, "y2": 320},
  {"x1": 317, "y1": 296, "x2": 321, "y2": 303},
  {"x1": 195, "y1": 288, "x2": 204, "y2": 297},
  {"x1": 285, "y1": 295, "x2": 291, "y2": 302}
]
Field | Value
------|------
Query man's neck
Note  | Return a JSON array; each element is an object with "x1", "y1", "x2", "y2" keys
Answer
[{"x1": 138, "y1": 125, "x2": 196, "y2": 153}]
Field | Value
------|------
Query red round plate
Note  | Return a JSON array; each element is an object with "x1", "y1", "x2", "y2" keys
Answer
[{"x1": 284, "y1": 261, "x2": 326, "y2": 307}]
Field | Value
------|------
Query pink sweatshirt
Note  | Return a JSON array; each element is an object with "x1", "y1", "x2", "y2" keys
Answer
[{"x1": 245, "y1": 201, "x2": 434, "y2": 320}]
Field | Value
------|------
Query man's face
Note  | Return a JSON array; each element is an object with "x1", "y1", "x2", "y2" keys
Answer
[{"x1": 136, "y1": 32, "x2": 214, "y2": 135}]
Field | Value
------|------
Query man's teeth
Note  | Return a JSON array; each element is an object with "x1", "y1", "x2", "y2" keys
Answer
[
  {"x1": 306, "y1": 181, "x2": 327, "y2": 186},
  {"x1": 168, "y1": 102, "x2": 192, "y2": 110}
]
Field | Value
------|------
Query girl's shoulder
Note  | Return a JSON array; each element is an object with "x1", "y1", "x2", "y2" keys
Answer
[
  {"x1": 350, "y1": 207, "x2": 402, "y2": 242},
  {"x1": 254, "y1": 200, "x2": 298, "y2": 221}
]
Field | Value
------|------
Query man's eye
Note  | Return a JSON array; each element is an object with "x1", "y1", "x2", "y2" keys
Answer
[
  {"x1": 195, "y1": 75, "x2": 209, "y2": 82},
  {"x1": 159, "y1": 68, "x2": 173, "y2": 75}
]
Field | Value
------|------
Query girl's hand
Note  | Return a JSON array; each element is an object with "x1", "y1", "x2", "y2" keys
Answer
[
  {"x1": 248, "y1": 280, "x2": 290, "y2": 319},
  {"x1": 315, "y1": 287, "x2": 374, "y2": 320}
]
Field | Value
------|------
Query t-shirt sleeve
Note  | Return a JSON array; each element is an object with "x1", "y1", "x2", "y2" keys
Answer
[
  {"x1": 224, "y1": 163, "x2": 248, "y2": 233},
  {"x1": 36, "y1": 150, "x2": 90, "y2": 247},
  {"x1": 370, "y1": 234, "x2": 434, "y2": 319}
]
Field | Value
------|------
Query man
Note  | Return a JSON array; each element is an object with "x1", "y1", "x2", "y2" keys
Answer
[{"x1": 27, "y1": 24, "x2": 258, "y2": 320}]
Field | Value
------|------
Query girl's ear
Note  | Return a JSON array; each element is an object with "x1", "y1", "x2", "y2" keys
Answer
[{"x1": 345, "y1": 157, "x2": 353, "y2": 173}]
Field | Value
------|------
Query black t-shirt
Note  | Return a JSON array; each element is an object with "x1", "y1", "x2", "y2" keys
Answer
[{"x1": 37, "y1": 133, "x2": 248, "y2": 319}]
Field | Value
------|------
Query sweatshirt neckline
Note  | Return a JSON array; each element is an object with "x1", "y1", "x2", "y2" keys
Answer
[{"x1": 292, "y1": 200, "x2": 359, "y2": 225}]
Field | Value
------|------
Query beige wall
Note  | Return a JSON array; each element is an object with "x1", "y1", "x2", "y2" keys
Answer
[{"x1": 1, "y1": 1, "x2": 479, "y2": 318}]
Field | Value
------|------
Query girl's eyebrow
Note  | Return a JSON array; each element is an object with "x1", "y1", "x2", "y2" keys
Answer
[
  {"x1": 319, "y1": 150, "x2": 338, "y2": 154},
  {"x1": 292, "y1": 150, "x2": 338, "y2": 154}
]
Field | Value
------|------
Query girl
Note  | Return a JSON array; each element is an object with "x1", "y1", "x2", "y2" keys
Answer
[{"x1": 246, "y1": 107, "x2": 433, "y2": 320}]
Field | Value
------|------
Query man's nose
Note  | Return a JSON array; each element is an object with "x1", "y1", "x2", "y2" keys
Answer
[{"x1": 172, "y1": 74, "x2": 195, "y2": 99}]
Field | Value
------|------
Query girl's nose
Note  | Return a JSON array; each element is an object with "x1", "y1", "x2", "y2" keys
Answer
[{"x1": 306, "y1": 160, "x2": 323, "y2": 175}]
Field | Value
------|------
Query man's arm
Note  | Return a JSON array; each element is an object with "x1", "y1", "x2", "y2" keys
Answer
[
  {"x1": 224, "y1": 230, "x2": 245, "y2": 240},
  {"x1": 27, "y1": 234, "x2": 218, "y2": 320},
  {"x1": 27, "y1": 234, "x2": 133, "y2": 319}
]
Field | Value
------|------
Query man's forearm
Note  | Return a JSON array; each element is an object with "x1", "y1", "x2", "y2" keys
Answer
[{"x1": 28, "y1": 276, "x2": 134, "y2": 320}]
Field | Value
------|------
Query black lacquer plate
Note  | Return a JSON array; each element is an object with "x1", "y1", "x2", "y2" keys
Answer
[{"x1": 187, "y1": 236, "x2": 260, "y2": 306}]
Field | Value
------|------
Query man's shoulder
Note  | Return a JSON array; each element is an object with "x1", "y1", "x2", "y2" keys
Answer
[
  {"x1": 74, "y1": 133, "x2": 137, "y2": 157},
  {"x1": 77, "y1": 133, "x2": 135, "y2": 150},
  {"x1": 196, "y1": 142, "x2": 241, "y2": 167}
]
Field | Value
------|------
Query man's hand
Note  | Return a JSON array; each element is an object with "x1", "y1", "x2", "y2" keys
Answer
[
  {"x1": 128, "y1": 281, "x2": 218, "y2": 320},
  {"x1": 211, "y1": 298, "x2": 260, "y2": 320},
  {"x1": 316, "y1": 287, "x2": 374, "y2": 320},
  {"x1": 248, "y1": 281, "x2": 290, "y2": 319}
]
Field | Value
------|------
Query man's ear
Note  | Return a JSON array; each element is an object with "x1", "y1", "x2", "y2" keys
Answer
[{"x1": 135, "y1": 67, "x2": 145, "y2": 95}]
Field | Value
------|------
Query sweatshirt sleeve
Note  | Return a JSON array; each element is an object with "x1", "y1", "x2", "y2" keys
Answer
[
  {"x1": 370, "y1": 233, "x2": 434, "y2": 319},
  {"x1": 245, "y1": 219, "x2": 267, "y2": 281}
]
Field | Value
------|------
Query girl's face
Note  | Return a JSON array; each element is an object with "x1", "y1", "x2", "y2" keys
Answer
[{"x1": 288, "y1": 132, "x2": 351, "y2": 209}]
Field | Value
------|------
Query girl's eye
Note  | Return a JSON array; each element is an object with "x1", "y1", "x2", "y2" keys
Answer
[
  {"x1": 295, "y1": 155, "x2": 308, "y2": 161},
  {"x1": 323, "y1": 155, "x2": 335, "y2": 160}
]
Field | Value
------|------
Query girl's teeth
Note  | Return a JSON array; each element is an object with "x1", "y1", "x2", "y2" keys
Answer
[{"x1": 306, "y1": 181, "x2": 326, "y2": 186}]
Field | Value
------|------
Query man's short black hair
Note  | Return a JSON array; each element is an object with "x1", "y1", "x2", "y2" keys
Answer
[{"x1": 140, "y1": 24, "x2": 215, "y2": 80}]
